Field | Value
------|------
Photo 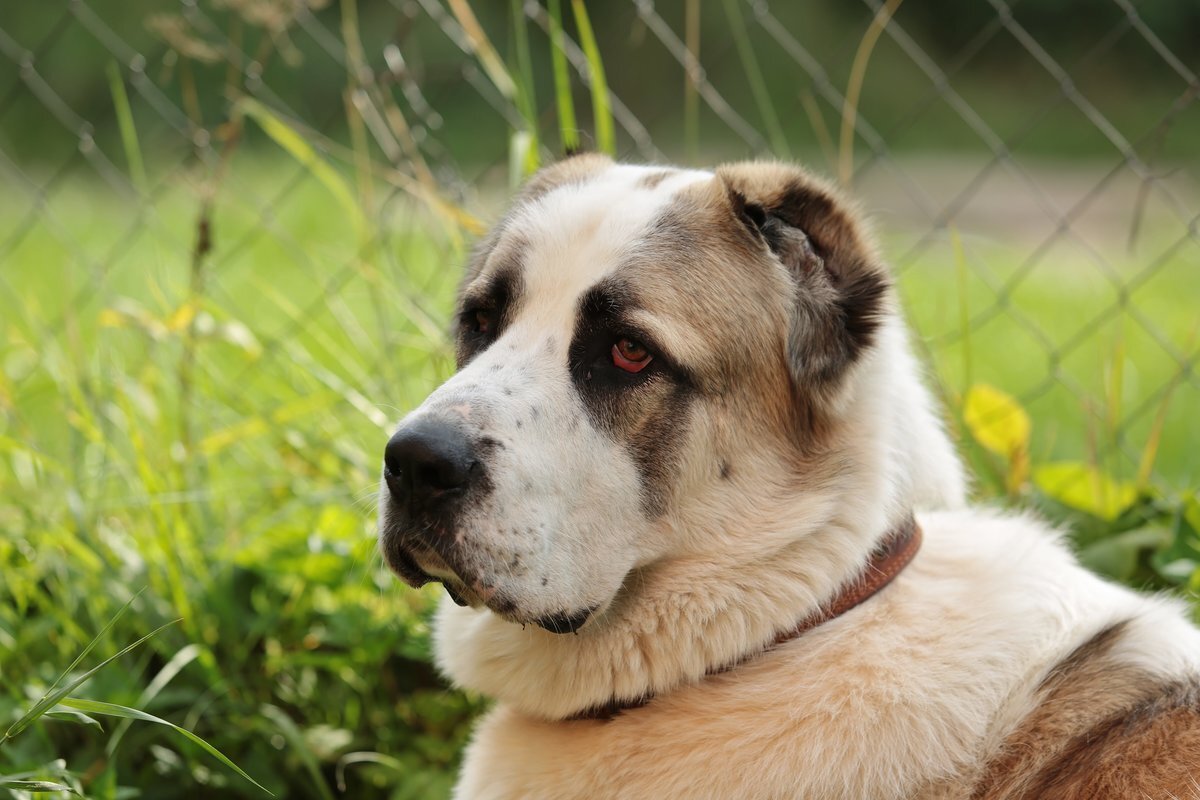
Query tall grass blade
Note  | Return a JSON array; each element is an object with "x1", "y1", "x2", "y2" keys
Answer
[
  {"x1": 511, "y1": 0, "x2": 541, "y2": 176},
  {"x1": 951, "y1": 225, "x2": 972, "y2": 394},
  {"x1": 840, "y1": 0, "x2": 904, "y2": 186},
  {"x1": 1137, "y1": 321, "x2": 1198, "y2": 487},
  {"x1": 0, "y1": 778, "x2": 80, "y2": 795},
  {"x1": 335, "y1": 751, "x2": 405, "y2": 792},
  {"x1": 106, "y1": 61, "x2": 146, "y2": 194},
  {"x1": 1, "y1": 591, "x2": 151, "y2": 745},
  {"x1": 61, "y1": 698, "x2": 272, "y2": 796},
  {"x1": 43, "y1": 711, "x2": 103, "y2": 732},
  {"x1": 107, "y1": 643, "x2": 202, "y2": 754},
  {"x1": 721, "y1": 0, "x2": 789, "y2": 157},
  {"x1": 446, "y1": 0, "x2": 517, "y2": 99},
  {"x1": 235, "y1": 97, "x2": 364, "y2": 239},
  {"x1": 570, "y1": 0, "x2": 614, "y2": 155},
  {"x1": 684, "y1": 0, "x2": 700, "y2": 163},
  {"x1": 799, "y1": 88, "x2": 836, "y2": 170},
  {"x1": 261, "y1": 704, "x2": 335, "y2": 800},
  {"x1": 547, "y1": 0, "x2": 579, "y2": 152}
]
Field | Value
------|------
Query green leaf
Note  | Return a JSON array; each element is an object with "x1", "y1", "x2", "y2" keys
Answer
[
  {"x1": 0, "y1": 778, "x2": 80, "y2": 795},
  {"x1": 547, "y1": 0, "x2": 578, "y2": 152},
  {"x1": 1185, "y1": 496, "x2": 1200, "y2": 536},
  {"x1": 43, "y1": 710, "x2": 104, "y2": 732},
  {"x1": 1, "y1": 595, "x2": 167, "y2": 746},
  {"x1": 1150, "y1": 499, "x2": 1200, "y2": 585},
  {"x1": 60, "y1": 698, "x2": 272, "y2": 796},
  {"x1": 963, "y1": 384, "x2": 1031, "y2": 458},
  {"x1": 1035, "y1": 462, "x2": 1138, "y2": 521},
  {"x1": 1077, "y1": 527, "x2": 1169, "y2": 581},
  {"x1": 571, "y1": 0, "x2": 614, "y2": 155},
  {"x1": 261, "y1": 705, "x2": 335, "y2": 800}
]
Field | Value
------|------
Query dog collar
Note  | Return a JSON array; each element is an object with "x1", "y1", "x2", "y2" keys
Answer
[{"x1": 569, "y1": 515, "x2": 922, "y2": 722}]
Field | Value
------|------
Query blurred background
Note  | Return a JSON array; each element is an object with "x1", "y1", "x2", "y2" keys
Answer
[{"x1": 1, "y1": 1, "x2": 1197, "y2": 797}]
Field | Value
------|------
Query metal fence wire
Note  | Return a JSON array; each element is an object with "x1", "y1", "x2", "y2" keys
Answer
[{"x1": 1, "y1": 0, "x2": 1197, "y2": 510}]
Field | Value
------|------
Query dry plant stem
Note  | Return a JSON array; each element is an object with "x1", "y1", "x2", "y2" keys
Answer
[
  {"x1": 684, "y1": 0, "x2": 700, "y2": 164},
  {"x1": 840, "y1": 0, "x2": 904, "y2": 186},
  {"x1": 178, "y1": 126, "x2": 237, "y2": 457}
]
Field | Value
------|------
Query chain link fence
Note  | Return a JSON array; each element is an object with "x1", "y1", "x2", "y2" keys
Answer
[
  {"x1": 2, "y1": 1, "x2": 1199, "y2": 795},
  {"x1": 1, "y1": 0, "x2": 1197, "y2": 507}
]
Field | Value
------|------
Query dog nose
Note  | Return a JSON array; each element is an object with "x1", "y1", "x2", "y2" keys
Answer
[{"x1": 384, "y1": 419, "x2": 477, "y2": 498}]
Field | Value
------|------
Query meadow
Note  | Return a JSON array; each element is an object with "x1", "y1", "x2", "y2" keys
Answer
[
  {"x1": 2, "y1": 0, "x2": 1199, "y2": 796},
  {"x1": 2, "y1": 149, "x2": 1197, "y2": 798}
]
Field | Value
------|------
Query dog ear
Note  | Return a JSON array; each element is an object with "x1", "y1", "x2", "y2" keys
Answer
[{"x1": 718, "y1": 163, "x2": 890, "y2": 391}]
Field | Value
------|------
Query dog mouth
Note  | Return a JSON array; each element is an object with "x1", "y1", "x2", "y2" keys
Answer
[
  {"x1": 382, "y1": 536, "x2": 596, "y2": 634},
  {"x1": 381, "y1": 540, "x2": 478, "y2": 605}
]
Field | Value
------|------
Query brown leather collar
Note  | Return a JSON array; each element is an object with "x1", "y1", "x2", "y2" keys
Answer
[{"x1": 569, "y1": 515, "x2": 922, "y2": 722}]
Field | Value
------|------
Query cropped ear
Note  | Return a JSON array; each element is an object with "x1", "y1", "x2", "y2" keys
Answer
[{"x1": 718, "y1": 162, "x2": 890, "y2": 391}]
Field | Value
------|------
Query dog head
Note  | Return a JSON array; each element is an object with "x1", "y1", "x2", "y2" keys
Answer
[{"x1": 378, "y1": 156, "x2": 944, "y2": 634}]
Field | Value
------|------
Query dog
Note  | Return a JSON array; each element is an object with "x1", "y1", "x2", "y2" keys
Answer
[{"x1": 378, "y1": 155, "x2": 1200, "y2": 799}]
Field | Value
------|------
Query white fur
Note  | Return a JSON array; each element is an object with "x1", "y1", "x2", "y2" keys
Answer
[
  {"x1": 387, "y1": 166, "x2": 715, "y2": 619},
  {"x1": 435, "y1": 311, "x2": 972, "y2": 721},
  {"x1": 452, "y1": 510, "x2": 1200, "y2": 800},
  {"x1": 380, "y1": 161, "x2": 1200, "y2": 798}
]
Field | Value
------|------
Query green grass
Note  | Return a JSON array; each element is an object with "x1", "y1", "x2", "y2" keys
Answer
[
  {"x1": 0, "y1": 157, "x2": 476, "y2": 798},
  {"x1": 1, "y1": 153, "x2": 1197, "y2": 798},
  {"x1": 896, "y1": 223, "x2": 1200, "y2": 490}
]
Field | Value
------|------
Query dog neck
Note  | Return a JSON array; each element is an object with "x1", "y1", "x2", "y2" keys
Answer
[
  {"x1": 568, "y1": 515, "x2": 922, "y2": 721},
  {"x1": 434, "y1": 508, "x2": 925, "y2": 721}
]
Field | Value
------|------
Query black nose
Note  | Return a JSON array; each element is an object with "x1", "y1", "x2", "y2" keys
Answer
[{"x1": 383, "y1": 418, "x2": 477, "y2": 500}]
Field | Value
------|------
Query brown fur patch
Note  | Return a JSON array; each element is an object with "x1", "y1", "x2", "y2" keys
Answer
[
  {"x1": 636, "y1": 170, "x2": 675, "y2": 189},
  {"x1": 566, "y1": 276, "x2": 698, "y2": 516},
  {"x1": 715, "y1": 162, "x2": 891, "y2": 391},
  {"x1": 520, "y1": 152, "x2": 613, "y2": 203},
  {"x1": 973, "y1": 621, "x2": 1200, "y2": 799}
]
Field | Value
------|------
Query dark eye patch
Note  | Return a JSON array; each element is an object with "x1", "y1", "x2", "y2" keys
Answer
[
  {"x1": 567, "y1": 281, "x2": 683, "y2": 392},
  {"x1": 456, "y1": 267, "x2": 521, "y2": 366},
  {"x1": 568, "y1": 277, "x2": 695, "y2": 515}
]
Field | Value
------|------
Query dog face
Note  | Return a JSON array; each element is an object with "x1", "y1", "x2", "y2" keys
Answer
[{"x1": 378, "y1": 156, "x2": 890, "y2": 633}]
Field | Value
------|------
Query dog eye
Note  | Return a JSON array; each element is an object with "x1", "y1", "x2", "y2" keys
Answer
[
  {"x1": 612, "y1": 338, "x2": 653, "y2": 373},
  {"x1": 465, "y1": 309, "x2": 496, "y2": 335}
]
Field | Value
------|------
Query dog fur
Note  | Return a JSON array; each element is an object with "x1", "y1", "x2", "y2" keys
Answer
[{"x1": 379, "y1": 156, "x2": 1200, "y2": 799}]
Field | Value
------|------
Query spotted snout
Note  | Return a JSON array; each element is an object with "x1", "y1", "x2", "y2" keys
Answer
[
  {"x1": 378, "y1": 410, "x2": 600, "y2": 634},
  {"x1": 378, "y1": 414, "x2": 493, "y2": 593}
]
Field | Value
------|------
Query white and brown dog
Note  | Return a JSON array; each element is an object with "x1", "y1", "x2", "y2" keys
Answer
[{"x1": 378, "y1": 155, "x2": 1200, "y2": 799}]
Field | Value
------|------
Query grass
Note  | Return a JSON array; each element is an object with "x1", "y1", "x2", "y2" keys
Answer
[
  {"x1": 1, "y1": 0, "x2": 1196, "y2": 793},
  {"x1": 3, "y1": 0, "x2": 1198, "y2": 793},
  {"x1": 0, "y1": 156, "x2": 476, "y2": 798},
  {"x1": 2, "y1": 141, "x2": 1198, "y2": 796}
]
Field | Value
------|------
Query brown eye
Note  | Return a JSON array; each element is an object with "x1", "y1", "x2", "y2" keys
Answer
[
  {"x1": 468, "y1": 309, "x2": 494, "y2": 335},
  {"x1": 612, "y1": 338, "x2": 653, "y2": 373}
]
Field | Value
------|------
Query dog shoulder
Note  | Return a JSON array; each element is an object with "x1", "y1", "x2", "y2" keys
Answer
[
  {"x1": 973, "y1": 619, "x2": 1200, "y2": 799},
  {"x1": 910, "y1": 511, "x2": 1200, "y2": 798}
]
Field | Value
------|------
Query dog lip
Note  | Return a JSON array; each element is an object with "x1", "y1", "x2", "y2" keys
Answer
[
  {"x1": 533, "y1": 607, "x2": 597, "y2": 635},
  {"x1": 382, "y1": 539, "x2": 435, "y2": 588}
]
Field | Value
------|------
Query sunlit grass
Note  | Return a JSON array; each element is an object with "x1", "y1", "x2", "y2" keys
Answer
[{"x1": 1, "y1": 152, "x2": 1196, "y2": 798}]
